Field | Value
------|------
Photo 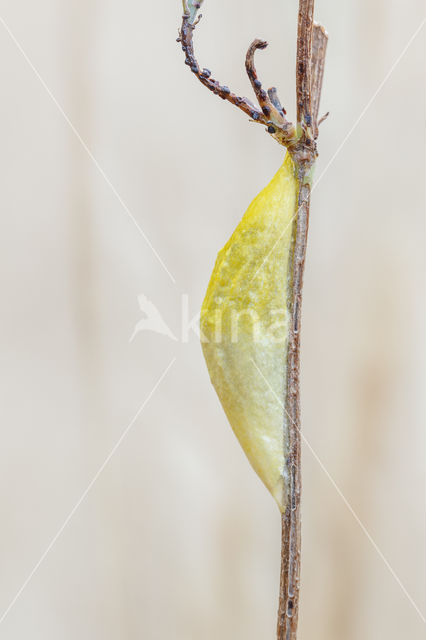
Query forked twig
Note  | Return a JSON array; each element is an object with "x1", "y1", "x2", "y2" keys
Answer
[
  {"x1": 178, "y1": 0, "x2": 327, "y2": 150},
  {"x1": 245, "y1": 40, "x2": 289, "y2": 131},
  {"x1": 177, "y1": 2, "x2": 328, "y2": 639},
  {"x1": 178, "y1": 0, "x2": 297, "y2": 147}
]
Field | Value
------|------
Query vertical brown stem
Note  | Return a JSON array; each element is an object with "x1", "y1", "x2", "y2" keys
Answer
[
  {"x1": 178, "y1": 3, "x2": 328, "y2": 639},
  {"x1": 277, "y1": 165, "x2": 312, "y2": 640},
  {"x1": 278, "y1": 2, "x2": 318, "y2": 638},
  {"x1": 296, "y1": 0, "x2": 315, "y2": 125},
  {"x1": 311, "y1": 24, "x2": 328, "y2": 138}
]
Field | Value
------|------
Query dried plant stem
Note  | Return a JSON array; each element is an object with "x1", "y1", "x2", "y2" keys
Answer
[
  {"x1": 178, "y1": 2, "x2": 328, "y2": 639},
  {"x1": 311, "y1": 24, "x2": 329, "y2": 138},
  {"x1": 296, "y1": 0, "x2": 314, "y2": 124},
  {"x1": 278, "y1": 4, "x2": 327, "y2": 639},
  {"x1": 277, "y1": 166, "x2": 312, "y2": 640}
]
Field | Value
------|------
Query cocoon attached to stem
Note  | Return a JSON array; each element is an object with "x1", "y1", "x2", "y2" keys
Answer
[
  {"x1": 200, "y1": 153, "x2": 298, "y2": 512},
  {"x1": 178, "y1": 2, "x2": 328, "y2": 639}
]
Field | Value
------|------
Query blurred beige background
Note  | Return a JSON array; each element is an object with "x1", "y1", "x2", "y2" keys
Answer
[{"x1": 0, "y1": 0, "x2": 425, "y2": 638}]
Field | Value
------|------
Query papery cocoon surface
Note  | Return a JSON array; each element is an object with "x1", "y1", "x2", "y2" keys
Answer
[{"x1": 200, "y1": 153, "x2": 298, "y2": 511}]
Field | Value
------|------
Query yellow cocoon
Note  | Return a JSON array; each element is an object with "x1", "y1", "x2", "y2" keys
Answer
[{"x1": 200, "y1": 153, "x2": 298, "y2": 511}]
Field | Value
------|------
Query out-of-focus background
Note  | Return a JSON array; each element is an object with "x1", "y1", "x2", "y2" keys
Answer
[{"x1": 0, "y1": 0, "x2": 425, "y2": 638}]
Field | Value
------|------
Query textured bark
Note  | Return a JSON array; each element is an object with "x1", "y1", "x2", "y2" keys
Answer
[
  {"x1": 296, "y1": 0, "x2": 315, "y2": 125},
  {"x1": 311, "y1": 24, "x2": 329, "y2": 138},
  {"x1": 277, "y1": 3, "x2": 327, "y2": 639},
  {"x1": 178, "y1": 2, "x2": 298, "y2": 148},
  {"x1": 277, "y1": 162, "x2": 313, "y2": 640},
  {"x1": 178, "y1": 3, "x2": 328, "y2": 640}
]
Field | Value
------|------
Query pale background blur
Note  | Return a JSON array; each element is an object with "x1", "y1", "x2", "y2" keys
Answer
[{"x1": 0, "y1": 0, "x2": 425, "y2": 638}]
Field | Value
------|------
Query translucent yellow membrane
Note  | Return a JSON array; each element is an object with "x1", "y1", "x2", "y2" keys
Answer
[{"x1": 200, "y1": 153, "x2": 298, "y2": 511}]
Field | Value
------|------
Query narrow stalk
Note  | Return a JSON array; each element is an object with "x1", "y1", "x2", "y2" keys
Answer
[
  {"x1": 277, "y1": 162, "x2": 312, "y2": 640},
  {"x1": 296, "y1": 0, "x2": 315, "y2": 126},
  {"x1": 277, "y1": 2, "x2": 326, "y2": 639},
  {"x1": 311, "y1": 24, "x2": 328, "y2": 138},
  {"x1": 177, "y1": 3, "x2": 328, "y2": 639}
]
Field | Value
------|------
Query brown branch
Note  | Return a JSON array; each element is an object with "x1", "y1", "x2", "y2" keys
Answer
[
  {"x1": 178, "y1": 3, "x2": 297, "y2": 146},
  {"x1": 178, "y1": 13, "x2": 266, "y2": 122},
  {"x1": 277, "y1": 172, "x2": 310, "y2": 640},
  {"x1": 268, "y1": 87, "x2": 286, "y2": 114},
  {"x1": 311, "y1": 23, "x2": 328, "y2": 138},
  {"x1": 177, "y1": 3, "x2": 329, "y2": 640},
  {"x1": 296, "y1": 0, "x2": 315, "y2": 128},
  {"x1": 318, "y1": 110, "x2": 330, "y2": 127},
  {"x1": 277, "y1": 4, "x2": 327, "y2": 640},
  {"x1": 245, "y1": 40, "x2": 285, "y2": 125},
  {"x1": 245, "y1": 40, "x2": 297, "y2": 143}
]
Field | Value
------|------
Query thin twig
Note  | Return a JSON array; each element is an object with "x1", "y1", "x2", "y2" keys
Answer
[
  {"x1": 245, "y1": 40, "x2": 286, "y2": 126},
  {"x1": 178, "y1": 13, "x2": 265, "y2": 122},
  {"x1": 318, "y1": 110, "x2": 330, "y2": 127},
  {"x1": 277, "y1": 2, "x2": 327, "y2": 640},
  {"x1": 268, "y1": 87, "x2": 286, "y2": 114},
  {"x1": 311, "y1": 23, "x2": 328, "y2": 138},
  {"x1": 178, "y1": 0, "x2": 297, "y2": 146},
  {"x1": 177, "y1": 3, "x2": 328, "y2": 640},
  {"x1": 296, "y1": 0, "x2": 315, "y2": 128}
]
